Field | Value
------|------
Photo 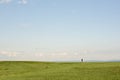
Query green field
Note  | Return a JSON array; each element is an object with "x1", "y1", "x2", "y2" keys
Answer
[{"x1": 0, "y1": 61, "x2": 120, "y2": 80}]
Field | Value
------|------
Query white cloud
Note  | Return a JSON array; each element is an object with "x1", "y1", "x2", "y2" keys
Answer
[
  {"x1": 0, "y1": 0, "x2": 12, "y2": 4},
  {"x1": 0, "y1": 50, "x2": 120, "y2": 61},
  {"x1": 35, "y1": 53, "x2": 43, "y2": 57},
  {"x1": 0, "y1": 0, "x2": 28, "y2": 4},
  {"x1": 18, "y1": 0, "x2": 28, "y2": 4},
  {"x1": 51, "y1": 52, "x2": 68, "y2": 56},
  {"x1": 0, "y1": 51, "x2": 18, "y2": 57}
]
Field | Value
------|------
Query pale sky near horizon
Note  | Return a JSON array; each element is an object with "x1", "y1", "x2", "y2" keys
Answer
[{"x1": 0, "y1": 0, "x2": 120, "y2": 61}]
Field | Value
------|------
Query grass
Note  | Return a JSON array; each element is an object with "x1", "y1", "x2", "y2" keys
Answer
[{"x1": 0, "y1": 61, "x2": 120, "y2": 80}]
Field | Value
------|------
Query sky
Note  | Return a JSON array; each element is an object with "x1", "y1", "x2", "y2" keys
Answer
[{"x1": 0, "y1": 0, "x2": 120, "y2": 61}]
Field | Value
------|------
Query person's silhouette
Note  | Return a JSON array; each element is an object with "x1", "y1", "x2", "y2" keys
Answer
[{"x1": 81, "y1": 58, "x2": 83, "y2": 62}]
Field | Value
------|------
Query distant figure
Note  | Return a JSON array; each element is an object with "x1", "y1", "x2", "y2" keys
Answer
[{"x1": 81, "y1": 58, "x2": 83, "y2": 62}]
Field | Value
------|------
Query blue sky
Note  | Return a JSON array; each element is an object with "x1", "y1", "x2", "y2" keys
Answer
[{"x1": 0, "y1": 0, "x2": 120, "y2": 61}]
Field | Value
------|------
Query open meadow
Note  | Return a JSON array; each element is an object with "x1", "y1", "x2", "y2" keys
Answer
[{"x1": 0, "y1": 62, "x2": 120, "y2": 80}]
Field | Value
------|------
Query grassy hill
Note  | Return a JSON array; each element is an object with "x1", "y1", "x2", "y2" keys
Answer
[{"x1": 0, "y1": 61, "x2": 120, "y2": 80}]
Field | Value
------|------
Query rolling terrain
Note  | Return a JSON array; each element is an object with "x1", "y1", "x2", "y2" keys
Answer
[{"x1": 0, "y1": 61, "x2": 120, "y2": 80}]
